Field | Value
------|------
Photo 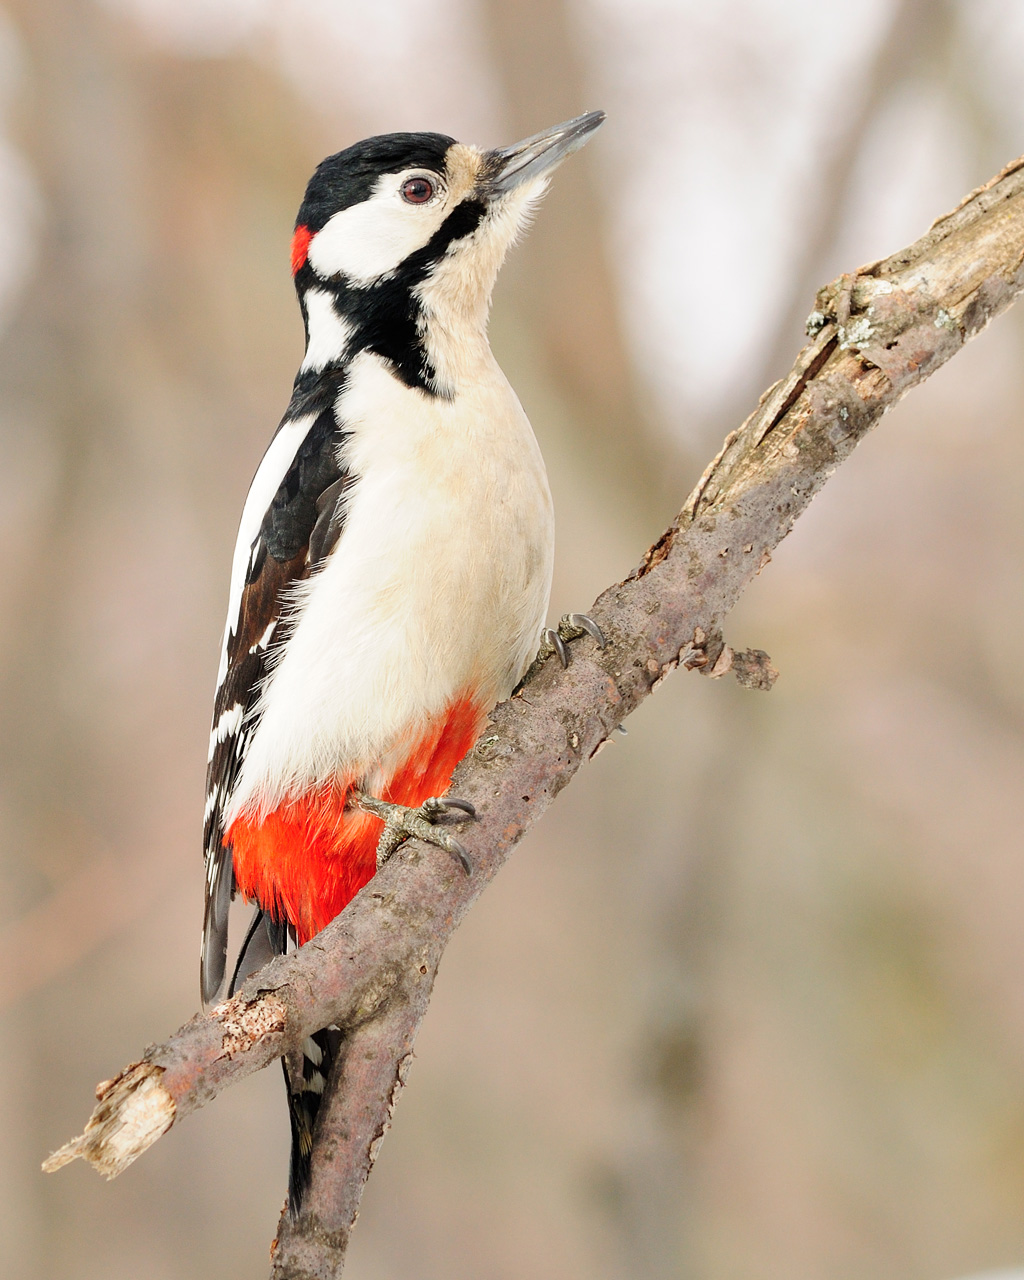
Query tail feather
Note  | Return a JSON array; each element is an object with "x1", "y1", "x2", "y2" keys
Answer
[
  {"x1": 228, "y1": 907, "x2": 285, "y2": 995},
  {"x1": 284, "y1": 1026, "x2": 342, "y2": 1213}
]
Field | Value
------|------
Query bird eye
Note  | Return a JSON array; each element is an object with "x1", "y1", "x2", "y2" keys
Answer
[{"x1": 401, "y1": 176, "x2": 435, "y2": 204}]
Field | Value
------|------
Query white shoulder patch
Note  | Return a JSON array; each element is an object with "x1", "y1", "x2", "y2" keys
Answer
[{"x1": 216, "y1": 414, "x2": 316, "y2": 686}]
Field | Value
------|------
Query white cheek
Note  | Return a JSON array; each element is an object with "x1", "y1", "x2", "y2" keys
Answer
[{"x1": 307, "y1": 195, "x2": 447, "y2": 285}]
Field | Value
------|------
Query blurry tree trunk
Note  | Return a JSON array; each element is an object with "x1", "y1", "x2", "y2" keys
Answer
[
  {"x1": 631, "y1": 4, "x2": 982, "y2": 1267},
  {"x1": 0, "y1": 4, "x2": 331, "y2": 1275},
  {"x1": 0, "y1": 0, "x2": 320, "y2": 966},
  {"x1": 748, "y1": 0, "x2": 941, "y2": 405},
  {"x1": 479, "y1": 0, "x2": 680, "y2": 506},
  {"x1": 622, "y1": 4, "x2": 948, "y2": 1269},
  {"x1": 476, "y1": 7, "x2": 689, "y2": 1269}
]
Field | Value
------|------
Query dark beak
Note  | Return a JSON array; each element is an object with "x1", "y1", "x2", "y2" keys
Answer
[{"x1": 486, "y1": 110, "x2": 605, "y2": 194}]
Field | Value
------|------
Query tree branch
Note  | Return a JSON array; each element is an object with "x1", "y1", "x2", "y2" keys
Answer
[
  {"x1": 44, "y1": 153, "x2": 1024, "y2": 1278},
  {"x1": 271, "y1": 994, "x2": 425, "y2": 1278}
]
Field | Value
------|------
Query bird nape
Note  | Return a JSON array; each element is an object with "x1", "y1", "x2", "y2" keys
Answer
[{"x1": 200, "y1": 110, "x2": 606, "y2": 1213}]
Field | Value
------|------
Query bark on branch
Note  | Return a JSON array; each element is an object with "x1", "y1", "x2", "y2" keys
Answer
[{"x1": 43, "y1": 154, "x2": 1024, "y2": 1278}]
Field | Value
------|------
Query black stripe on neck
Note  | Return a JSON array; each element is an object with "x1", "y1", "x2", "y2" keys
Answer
[{"x1": 293, "y1": 198, "x2": 486, "y2": 397}]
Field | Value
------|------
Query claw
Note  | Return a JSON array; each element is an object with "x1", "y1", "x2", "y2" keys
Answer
[
  {"x1": 544, "y1": 626, "x2": 570, "y2": 667},
  {"x1": 565, "y1": 613, "x2": 606, "y2": 649},
  {"x1": 439, "y1": 797, "x2": 477, "y2": 819},
  {"x1": 536, "y1": 611, "x2": 606, "y2": 673},
  {"x1": 445, "y1": 837, "x2": 473, "y2": 875}
]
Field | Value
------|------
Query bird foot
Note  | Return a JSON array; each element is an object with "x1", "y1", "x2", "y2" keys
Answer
[
  {"x1": 537, "y1": 612, "x2": 606, "y2": 668},
  {"x1": 352, "y1": 790, "x2": 477, "y2": 873}
]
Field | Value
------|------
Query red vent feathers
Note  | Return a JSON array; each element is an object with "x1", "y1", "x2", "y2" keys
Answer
[
  {"x1": 227, "y1": 696, "x2": 485, "y2": 944},
  {"x1": 291, "y1": 225, "x2": 312, "y2": 276}
]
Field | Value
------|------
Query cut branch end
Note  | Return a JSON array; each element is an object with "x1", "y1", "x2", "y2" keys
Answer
[{"x1": 42, "y1": 1060, "x2": 174, "y2": 1179}]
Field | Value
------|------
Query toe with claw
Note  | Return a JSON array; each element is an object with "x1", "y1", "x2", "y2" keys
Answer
[
  {"x1": 352, "y1": 790, "x2": 476, "y2": 874},
  {"x1": 538, "y1": 612, "x2": 607, "y2": 669}
]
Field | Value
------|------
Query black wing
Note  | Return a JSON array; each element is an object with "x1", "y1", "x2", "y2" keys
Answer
[{"x1": 201, "y1": 386, "x2": 352, "y2": 1005}]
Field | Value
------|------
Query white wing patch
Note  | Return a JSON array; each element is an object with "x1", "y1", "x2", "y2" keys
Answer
[{"x1": 216, "y1": 413, "x2": 316, "y2": 686}]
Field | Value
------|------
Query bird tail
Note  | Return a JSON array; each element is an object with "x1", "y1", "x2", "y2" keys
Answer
[
  {"x1": 283, "y1": 1025, "x2": 342, "y2": 1213},
  {"x1": 228, "y1": 907, "x2": 341, "y2": 1215}
]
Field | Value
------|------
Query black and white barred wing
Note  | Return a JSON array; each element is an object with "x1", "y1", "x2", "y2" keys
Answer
[{"x1": 201, "y1": 400, "x2": 350, "y2": 1005}]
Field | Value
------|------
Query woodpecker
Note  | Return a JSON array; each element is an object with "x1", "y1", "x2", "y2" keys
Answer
[{"x1": 201, "y1": 111, "x2": 606, "y2": 1209}]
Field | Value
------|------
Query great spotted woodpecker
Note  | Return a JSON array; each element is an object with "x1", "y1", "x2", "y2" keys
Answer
[{"x1": 200, "y1": 111, "x2": 606, "y2": 1209}]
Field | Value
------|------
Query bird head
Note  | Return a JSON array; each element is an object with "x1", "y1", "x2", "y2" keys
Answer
[{"x1": 289, "y1": 112, "x2": 605, "y2": 395}]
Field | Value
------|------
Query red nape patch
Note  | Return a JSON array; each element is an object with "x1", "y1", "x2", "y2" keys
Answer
[
  {"x1": 227, "y1": 697, "x2": 486, "y2": 944},
  {"x1": 290, "y1": 224, "x2": 312, "y2": 276}
]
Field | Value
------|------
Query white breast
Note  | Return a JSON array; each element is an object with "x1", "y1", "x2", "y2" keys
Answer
[{"x1": 226, "y1": 349, "x2": 554, "y2": 821}]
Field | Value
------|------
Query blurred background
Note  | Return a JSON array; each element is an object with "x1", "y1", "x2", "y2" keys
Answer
[{"x1": 1, "y1": 0, "x2": 1023, "y2": 1276}]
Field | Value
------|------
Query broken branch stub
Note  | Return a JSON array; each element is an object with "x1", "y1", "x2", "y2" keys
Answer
[{"x1": 42, "y1": 1061, "x2": 174, "y2": 1179}]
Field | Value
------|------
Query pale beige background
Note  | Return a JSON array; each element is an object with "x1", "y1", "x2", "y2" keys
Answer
[{"x1": 2, "y1": 2, "x2": 1024, "y2": 1277}]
